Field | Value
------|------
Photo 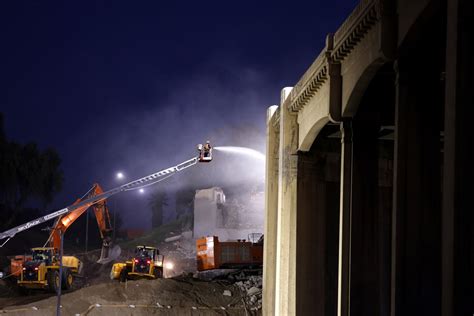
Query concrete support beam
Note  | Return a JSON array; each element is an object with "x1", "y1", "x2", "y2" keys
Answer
[
  {"x1": 391, "y1": 59, "x2": 442, "y2": 316},
  {"x1": 275, "y1": 87, "x2": 298, "y2": 316},
  {"x1": 350, "y1": 119, "x2": 385, "y2": 316},
  {"x1": 263, "y1": 105, "x2": 279, "y2": 316},
  {"x1": 296, "y1": 136, "x2": 340, "y2": 316},
  {"x1": 442, "y1": 0, "x2": 474, "y2": 314}
]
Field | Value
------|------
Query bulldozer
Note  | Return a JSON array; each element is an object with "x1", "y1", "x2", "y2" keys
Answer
[{"x1": 110, "y1": 245, "x2": 164, "y2": 282}]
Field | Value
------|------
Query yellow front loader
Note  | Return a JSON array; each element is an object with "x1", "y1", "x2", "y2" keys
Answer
[
  {"x1": 18, "y1": 247, "x2": 81, "y2": 292},
  {"x1": 111, "y1": 246, "x2": 164, "y2": 282}
]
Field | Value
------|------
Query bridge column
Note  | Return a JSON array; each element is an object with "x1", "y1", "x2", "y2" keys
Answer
[
  {"x1": 350, "y1": 118, "x2": 389, "y2": 316},
  {"x1": 391, "y1": 59, "x2": 442, "y2": 316},
  {"x1": 275, "y1": 87, "x2": 298, "y2": 316},
  {"x1": 442, "y1": 0, "x2": 474, "y2": 314},
  {"x1": 263, "y1": 105, "x2": 279, "y2": 316},
  {"x1": 296, "y1": 131, "x2": 340, "y2": 316}
]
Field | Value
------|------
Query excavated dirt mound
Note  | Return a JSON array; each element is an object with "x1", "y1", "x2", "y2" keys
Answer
[{"x1": 0, "y1": 276, "x2": 260, "y2": 315}]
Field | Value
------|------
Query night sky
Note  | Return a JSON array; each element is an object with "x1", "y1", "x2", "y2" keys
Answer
[{"x1": 0, "y1": 1, "x2": 357, "y2": 229}]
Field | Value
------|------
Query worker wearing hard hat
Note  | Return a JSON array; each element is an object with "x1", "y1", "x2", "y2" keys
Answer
[{"x1": 203, "y1": 141, "x2": 212, "y2": 157}]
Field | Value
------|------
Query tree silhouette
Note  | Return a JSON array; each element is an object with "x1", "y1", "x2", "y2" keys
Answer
[{"x1": 0, "y1": 113, "x2": 64, "y2": 229}]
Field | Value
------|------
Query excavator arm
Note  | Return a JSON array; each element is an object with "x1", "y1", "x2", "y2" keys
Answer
[{"x1": 45, "y1": 184, "x2": 113, "y2": 258}]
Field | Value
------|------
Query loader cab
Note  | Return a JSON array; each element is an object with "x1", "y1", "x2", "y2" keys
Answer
[
  {"x1": 135, "y1": 246, "x2": 154, "y2": 259},
  {"x1": 31, "y1": 248, "x2": 55, "y2": 265},
  {"x1": 130, "y1": 246, "x2": 164, "y2": 277},
  {"x1": 133, "y1": 246, "x2": 163, "y2": 267}
]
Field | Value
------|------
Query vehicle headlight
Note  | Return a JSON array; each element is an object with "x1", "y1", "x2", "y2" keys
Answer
[
  {"x1": 164, "y1": 262, "x2": 174, "y2": 270},
  {"x1": 0, "y1": 271, "x2": 4, "y2": 279}
]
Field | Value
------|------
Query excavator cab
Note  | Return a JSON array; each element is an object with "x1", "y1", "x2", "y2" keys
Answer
[{"x1": 197, "y1": 141, "x2": 213, "y2": 162}]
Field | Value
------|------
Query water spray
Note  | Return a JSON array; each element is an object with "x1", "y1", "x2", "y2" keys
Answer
[{"x1": 214, "y1": 146, "x2": 265, "y2": 161}]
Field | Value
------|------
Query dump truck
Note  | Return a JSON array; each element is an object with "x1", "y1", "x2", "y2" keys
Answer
[
  {"x1": 196, "y1": 234, "x2": 264, "y2": 271},
  {"x1": 18, "y1": 247, "x2": 81, "y2": 292},
  {"x1": 110, "y1": 246, "x2": 164, "y2": 281}
]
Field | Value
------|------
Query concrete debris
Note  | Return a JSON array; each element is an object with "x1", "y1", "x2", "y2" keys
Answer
[
  {"x1": 233, "y1": 274, "x2": 263, "y2": 311},
  {"x1": 223, "y1": 290, "x2": 232, "y2": 296},
  {"x1": 164, "y1": 235, "x2": 181, "y2": 243},
  {"x1": 247, "y1": 286, "x2": 260, "y2": 296}
]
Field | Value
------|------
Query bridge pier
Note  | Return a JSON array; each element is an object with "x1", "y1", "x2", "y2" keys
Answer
[
  {"x1": 263, "y1": 105, "x2": 279, "y2": 316},
  {"x1": 442, "y1": 0, "x2": 474, "y2": 314},
  {"x1": 274, "y1": 87, "x2": 298, "y2": 316},
  {"x1": 391, "y1": 58, "x2": 443, "y2": 315},
  {"x1": 296, "y1": 128, "x2": 340, "y2": 316}
]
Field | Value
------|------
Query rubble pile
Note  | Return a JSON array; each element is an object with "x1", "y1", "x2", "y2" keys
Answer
[
  {"x1": 234, "y1": 275, "x2": 263, "y2": 311},
  {"x1": 198, "y1": 269, "x2": 263, "y2": 311}
]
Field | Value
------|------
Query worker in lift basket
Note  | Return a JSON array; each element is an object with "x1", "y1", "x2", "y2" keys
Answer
[{"x1": 203, "y1": 141, "x2": 211, "y2": 157}]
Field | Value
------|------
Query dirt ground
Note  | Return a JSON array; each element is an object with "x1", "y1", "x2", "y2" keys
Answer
[
  {"x1": 0, "y1": 275, "x2": 260, "y2": 315},
  {"x1": 0, "y1": 249, "x2": 261, "y2": 315},
  {"x1": 0, "y1": 231, "x2": 262, "y2": 315}
]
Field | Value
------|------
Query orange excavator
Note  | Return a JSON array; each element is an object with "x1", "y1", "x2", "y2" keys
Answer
[
  {"x1": 9, "y1": 184, "x2": 120, "y2": 292},
  {"x1": 44, "y1": 183, "x2": 117, "y2": 263}
]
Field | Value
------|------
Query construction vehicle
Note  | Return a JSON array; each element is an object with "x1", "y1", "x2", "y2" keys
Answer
[
  {"x1": 18, "y1": 247, "x2": 80, "y2": 292},
  {"x1": 44, "y1": 183, "x2": 117, "y2": 264},
  {"x1": 196, "y1": 234, "x2": 264, "y2": 271},
  {"x1": 0, "y1": 142, "x2": 213, "y2": 286},
  {"x1": 110, "y1": 245, "x2": 164, "y2": 281},
  {"x1": 11, "y1": 184, "x2": 117, "y2": 292}
]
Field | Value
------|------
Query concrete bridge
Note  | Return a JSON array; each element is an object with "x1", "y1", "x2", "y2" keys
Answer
[{"x1": 262, "y1": 0, "x2": 473, "y2": 315}]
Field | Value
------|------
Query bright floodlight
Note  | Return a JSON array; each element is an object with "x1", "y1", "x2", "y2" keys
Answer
[
  {"x1": 139, "y1": 188, "x2": 145, "y2": 194},
  {"x1": 116, "y1": 172, "x2": 124, "y2": 180},
  {"x1": 165, "y1": 262, "x2": 174, "y2": 270}
]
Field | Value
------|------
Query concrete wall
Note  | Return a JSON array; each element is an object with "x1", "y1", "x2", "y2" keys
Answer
[
  {"x1": 193, "y1": 187, "x2": 264, "y2": 241},
  {"x1": 263, "y1": 0, "x2": 473, "y2": 315},
  {"x1": 193, "y1": 187, "x2": 225, "y2": 239}
]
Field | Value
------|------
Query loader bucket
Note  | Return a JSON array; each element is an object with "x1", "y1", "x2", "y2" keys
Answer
[{"x1": 97, "y1": 242, "x2": 121, "y2": 264}]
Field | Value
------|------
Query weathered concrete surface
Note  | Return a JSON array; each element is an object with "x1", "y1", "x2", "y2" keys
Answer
[
  {"x1": 274, "y1": 87, "x2": 297, "y2": 316},
  {"x1": 263, "y1": 1, "x2": 472, "y2": 315},
  {"x1": 262, "y1": 105, "x2": 279, "y2": 316}
]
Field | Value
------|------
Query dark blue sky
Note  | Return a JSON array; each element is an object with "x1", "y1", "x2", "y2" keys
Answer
[{"x1": 1, "y1": 0, "x2": 357, "y2": 228}]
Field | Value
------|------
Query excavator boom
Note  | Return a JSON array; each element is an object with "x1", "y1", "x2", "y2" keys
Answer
[{"x1": 43, "y1": 184, "x2": 115, "y2": 263}]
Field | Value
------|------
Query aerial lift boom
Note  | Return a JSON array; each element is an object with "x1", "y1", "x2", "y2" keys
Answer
[{"x1": 0, "y1": 144, "x2": 212, "y2": 247}]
